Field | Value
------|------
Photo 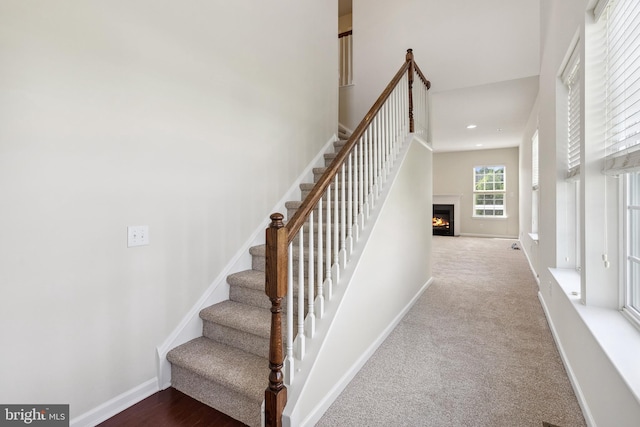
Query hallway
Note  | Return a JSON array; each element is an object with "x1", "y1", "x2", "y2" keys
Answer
[{"x1": 316, "y1": 236, "x2": 586, "y2": 427}]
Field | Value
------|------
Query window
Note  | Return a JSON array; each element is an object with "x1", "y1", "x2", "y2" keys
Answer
[
  {"x1": 562, "y1": 40, "x2": 581, "y2": 271},
  {"x1": 624, "y1": 172, "x2": 640, "y2": 324},
  {"x1": 473, "y1": 165, "x2": 506, "y2": 217},
  {"x1": 599, "y1": 0, "x2": 640, "y2": 326},
  {"x1": 564, "y1": 46, "x2": 580, "y2": 179}
]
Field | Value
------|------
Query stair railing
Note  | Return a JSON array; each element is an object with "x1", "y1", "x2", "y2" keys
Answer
[{"x1": 264, "y1": 49, "x2": 430, "y2": 427}]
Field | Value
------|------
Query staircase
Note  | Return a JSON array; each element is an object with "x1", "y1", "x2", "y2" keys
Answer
[{"x1": 166, "y1": 128, "x2": 351, "y2": 427}]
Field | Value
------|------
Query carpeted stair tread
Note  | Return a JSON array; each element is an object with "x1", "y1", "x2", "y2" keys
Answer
[
  {"x1": 200, "y1": 300, "x2": 271, "y2": 338},
  {"x1": 324, "y1": 153, "x2": 337, "y2": 164},
  {"x1": 227, "y1": 269, "x2": 265, "y2": 291},
  {"x1": 334, "y1": 139, "x2": 348, "y2": 148},
  {"x1": 313, "y1": 167, "x2": 328, "y2": 176},
  {"x1": 249, "y1": 245, "x2": 265, "y2": 258},
  {"x1": 228, "y1": 269, "x2": 303, "y2": 297},
  {"x1": 167, "y1": 336, "x2": 266, "y2": 403}
]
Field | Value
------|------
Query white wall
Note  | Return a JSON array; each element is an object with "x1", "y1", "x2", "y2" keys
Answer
[
  {"x1": 519, "y1": 0, "x2": 640, "y2": 425},
  {"x1": 0, "y1": 0, "x2": 337, "y2": 419},
  {"x1": 285, "y1": 137, "x2": 433, "y2": 426},
  {"x1": 433, "y1": 148, "x2": 520, "y2": 238},
  {"x1": 341, "y1": 0, "x2": 539, "y2": 130}
]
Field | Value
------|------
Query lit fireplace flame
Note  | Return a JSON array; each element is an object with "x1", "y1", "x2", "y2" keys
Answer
[{"x1": 432, "y1": 217, "x2": 450, "y2": 227}]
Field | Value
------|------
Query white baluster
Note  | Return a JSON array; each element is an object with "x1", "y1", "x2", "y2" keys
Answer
[
  {"x1": 363, "y1": 129, "x2": 370, "y2": 220},
  {"x1": 324, "y1": 185, "x2": 333, "y2": 301},
  {"x1": 348, "y1": 35, "x2": 353, "y2": 85},
  {"x1": 396, "y1": 81, "x2": 402, "y2": 146},
  {"x1": 416, "y1": 83, "x2": 420, "y2": 132},
  {"x1": 339, "y1": 163, "x2": 347, "y2": 269},
  {"x1": 380, "y1": 106, "x2": 386, "y2": 188},
  {"x1": 416, "y1": 83, "x2": 420, "y2": 134},
  {"x1": 346, "y1": 152, "x2": 354, "y2": 255},
  {"x1": 382, "y1": 98, "x2": 396, "y2": 172},
  {"x1": 367, "y1": 126, "x2": 374, "y2": 212},
  {"x1": 306, "y1": 212, "x2": 315, "y2": 338},
  {"x1": 358, "y1": 137, "x2": 365, "y2": 230},
  {"x1": 352, "y1": 143, "x2": 360, "y2": 242},
  {"x1": 382, "y1": 105, "x2": 386, "y2": 183},
  {"x1": 294, "y1": 228, "x2": 305, "y2": 360},
  {"x1": 340, "y1": 37, "x2": 346, "y2": 86},
  {"x1": 284, "y1": 244, "x2": 294, "y2": 385},
  {"x1": 375, "y1": 106, "x2": 389, "y2": 188},
  {"x1": 392, "y1": 86, "x2": 398, "y2": 172},
  {"x1": 378, "y1": 110, "x2": 383, "y2": 195},
  {"x1": 371, "y1": 115, "x2": 378, "y2": 206},
  {"x1": 332, "y1": 175, "x2": 340, "y2": 284},
  {"x1": 382, "y1": 97, "x2": 398, "y2": 181},
  {"x1": 316, "y1": 198, "x2": 324, "y2": 318},
  {"x1": 404, "y1": 75, "x2": 409, "y2": 136}
]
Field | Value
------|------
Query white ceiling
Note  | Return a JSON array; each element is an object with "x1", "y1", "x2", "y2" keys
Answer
[{"x1": 339, "y1": 0, "x2": 540, "y2": 153}]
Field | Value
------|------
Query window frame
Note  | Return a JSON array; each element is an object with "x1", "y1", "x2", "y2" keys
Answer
[
  {"x1": 472, "y1": 165, "x2": 507, "y2": 218},
  {"x1": 623, "y1": 172, "x2": 640, "y2": 328},
  {"x1": 532, "y1": 130, "x2": 539, "y2": 234}
]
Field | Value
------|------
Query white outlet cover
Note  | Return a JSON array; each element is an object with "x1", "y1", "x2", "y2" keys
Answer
[{"x1": 128, "y1": 225, "x2": 149, "y2": 247}]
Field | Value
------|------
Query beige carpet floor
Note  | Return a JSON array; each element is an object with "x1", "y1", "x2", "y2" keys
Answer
[{"x1": 316, "y1": 236, "x2": 586, "y2": 427}]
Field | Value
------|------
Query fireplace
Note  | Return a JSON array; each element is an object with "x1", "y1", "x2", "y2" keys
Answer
[{"x1": 433, "y1": 204, "x2": 454, "y2": 236}]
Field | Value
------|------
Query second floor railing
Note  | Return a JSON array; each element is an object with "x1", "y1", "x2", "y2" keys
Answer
[
  {"x1": 339, "y1": 30, "x2": 353, "y2": 86},
  {"x1": 264, "y1": 48, "x2": 431, "y2": 427}
]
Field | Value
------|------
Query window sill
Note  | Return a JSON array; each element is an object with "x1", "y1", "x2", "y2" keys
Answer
[
  {"x1": 471, "y1": 215, "x2": 508, "y2": 220},
  {"x1": 549, "y1": 268, "x2": 640, "y2": 404}
]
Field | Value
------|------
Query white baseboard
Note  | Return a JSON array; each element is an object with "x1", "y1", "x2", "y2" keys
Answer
[
  {"x1": 520, "y1": 238, "x2": 541, "y2": 286},
  {"x1": 70, "y1": 378, "x2": 158, "y2": 427},
  {"x1": 537, "y1": 292, "x2": 596, "y2": 427},
  {"x1": 459, "y1": 233, "x2": 519, "y2": 239},
  {"x1": 154, "y1": 134, "x2": 338, "y2": 389}
]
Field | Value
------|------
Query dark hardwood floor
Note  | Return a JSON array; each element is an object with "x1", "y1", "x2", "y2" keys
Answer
[{"x1": 97, "y1": 388, "x2": 248, "y2": 427}]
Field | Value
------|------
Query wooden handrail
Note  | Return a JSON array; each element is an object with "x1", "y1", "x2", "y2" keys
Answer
[
  {"x1": 264, "y1": 49, "x2": 430, "y2": 427},
  {"x1": 338, "y1": 29, "x2": 353, "y2": 38},
  {"x1": 413, "y1": 61, "x2": 431, "y2": 90},
  {"x1": 286, "y1": 53, "x2": 413, "y2": 241}
]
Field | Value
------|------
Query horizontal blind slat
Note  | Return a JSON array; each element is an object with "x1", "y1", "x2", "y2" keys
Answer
[{"x1": 604, "y1": 0, "x2": 640, "y2": 174}]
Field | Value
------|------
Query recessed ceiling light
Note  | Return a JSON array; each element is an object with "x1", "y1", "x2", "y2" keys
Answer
[
  {"x1": 475, "y1": 143, "x2": 483, "y2": 147},
  {"x1": 466, "y1": 124, "x2": 477, "y2": 129}
]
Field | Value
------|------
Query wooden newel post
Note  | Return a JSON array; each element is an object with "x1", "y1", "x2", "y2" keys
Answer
[
  {"x1": 264, "y1": 213, "x2": 288, "y2": 427},
  {"x1": 406, "y1": 48, "x2": 415, "y2": 133}
]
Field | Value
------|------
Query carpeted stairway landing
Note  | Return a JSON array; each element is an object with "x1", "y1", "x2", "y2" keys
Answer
[{"x1": 166, "y1": 130, "x2": 351, "y2": 427}]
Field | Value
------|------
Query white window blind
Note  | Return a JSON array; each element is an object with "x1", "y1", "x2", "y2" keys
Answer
[
  {"x1": 603, "y1": 0, "x2": 640, "y2": 174},
  {"x1": 562, "y1": 45, "x2": 581, "y2": 179}
]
